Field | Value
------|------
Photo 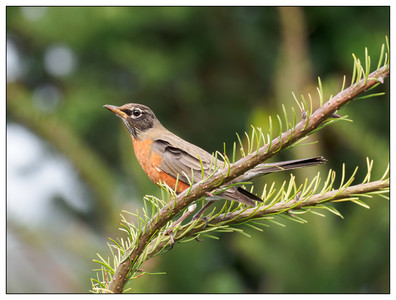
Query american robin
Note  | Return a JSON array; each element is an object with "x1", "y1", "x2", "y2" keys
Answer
[{"x1": 104, "y1": 103, "x2": 325, "y2": 209}]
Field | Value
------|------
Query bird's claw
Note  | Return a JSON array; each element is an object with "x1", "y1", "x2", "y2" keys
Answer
[
  {"x1": 195, "y1": 236, "x2": 203, "y2": 242},
  {"x1": 167, "y1": 230, "x2": 175, "y2": 250}
]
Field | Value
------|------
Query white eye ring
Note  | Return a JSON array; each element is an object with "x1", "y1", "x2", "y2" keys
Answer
[{"x1": 131, "y1": 108, "x2": 142, "y2": 119}]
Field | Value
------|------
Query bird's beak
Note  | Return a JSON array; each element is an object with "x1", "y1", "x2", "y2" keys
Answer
[{"x1": 104, "y1": 104, "x2": 128, "y2": 119}]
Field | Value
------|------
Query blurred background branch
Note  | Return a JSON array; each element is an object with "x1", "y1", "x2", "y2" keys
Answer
[{"x1": 7, "y1": 84, "x2": 119, "y2": 226}]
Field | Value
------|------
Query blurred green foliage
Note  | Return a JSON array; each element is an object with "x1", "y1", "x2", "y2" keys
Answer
[{"x1": 6, "y1": 6, "x2": 389, "y2": 293}]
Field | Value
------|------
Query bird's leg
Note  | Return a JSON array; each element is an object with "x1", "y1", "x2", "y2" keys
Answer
[
  {"x1": 166, "y1": 195, "x2": 217, "y2": 248},
  {"x1": 168, "y1": 232, "x2": 175, "y2": 250},
  {"x1": 166, "y1": 204, "x2": 197, "y2": 248},
  {"x1": 171, "y1": 203, "x2": 197, "y2": 228},
  {"x1": 192, "y1": 199, "x2": 216, "y2": 226}
]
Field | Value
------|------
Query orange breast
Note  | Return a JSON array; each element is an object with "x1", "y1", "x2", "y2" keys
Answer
[{"x1": 131, "y1": 137, "x2": 190, "y2": 194}]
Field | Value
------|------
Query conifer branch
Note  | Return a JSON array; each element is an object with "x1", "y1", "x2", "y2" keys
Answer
[
  {"x1": 144, "y1": 179, "x2": 389, "y2": 259},
  {"x1": 93, "y1": 42, "x2": 389, "y2": 293}
]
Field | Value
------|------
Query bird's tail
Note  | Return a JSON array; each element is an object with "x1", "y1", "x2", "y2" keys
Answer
[
  {"x1": 216, "y1": 156, "x2": 326, "y2": 206},
  {"x1": 236, "y1": 156, "x2": 326, "y2": 183}
]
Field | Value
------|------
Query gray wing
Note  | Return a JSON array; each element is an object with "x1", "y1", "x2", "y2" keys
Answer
[
  {"x1": 152, "y1": 139, "x2": 213, "y2": 184},
  {"x1": 152, "y1": 137, "x2": 263, "y2": 206}
]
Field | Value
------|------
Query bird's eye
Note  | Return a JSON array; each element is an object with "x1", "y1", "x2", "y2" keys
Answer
[{"x1": 131, "y1": 108, "x2": 142, "y2": 118}]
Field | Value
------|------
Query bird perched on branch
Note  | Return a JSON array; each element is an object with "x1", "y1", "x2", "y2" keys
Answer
[{"x1": 104, "y1": 103, "x2": 325, "y2": 212}]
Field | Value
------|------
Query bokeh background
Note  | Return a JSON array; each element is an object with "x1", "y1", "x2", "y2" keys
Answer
[{"x1": 6, "y1": 6, "x2": 389, "y2": 293}]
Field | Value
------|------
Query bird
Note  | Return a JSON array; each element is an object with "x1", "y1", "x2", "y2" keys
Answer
[{"x1": 104, "y1": 103, "x2": 326, "y2": 210}]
